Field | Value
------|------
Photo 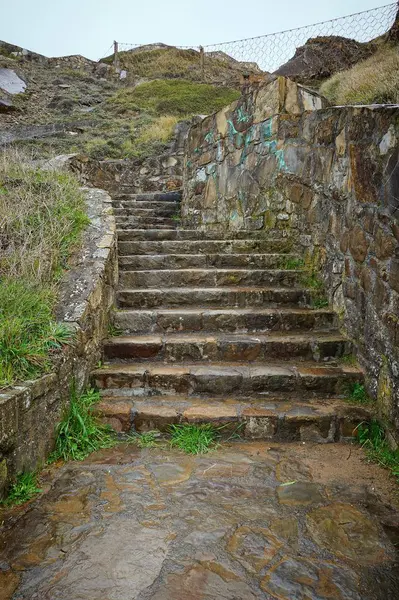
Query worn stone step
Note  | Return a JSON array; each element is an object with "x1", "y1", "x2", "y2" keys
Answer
[
  {"x1": 112, "y1": 191, "x2": 182, "y2": 202},
  {"x1": 116, "y1": 286, "x2": 314, "y2": 309},
  {"x1": 103, "y1": 332, "x2": 349, "y2": 363},
  {"x1": 112, "y1": 200, "x2": 180, "y2": 210},
  {"x1": 119, "y1": 268, "x2": 303, "y2": 289},
  {"x1": 117, "y1": 223, "x2": 177, "y2": 231},
  {"x1": 118, "y1": 253, "x2": 301, "y2": 270},
  {"x1": 115, "y1": 216, "x2": 177, "y2": 226},
  {"x1": 92, "y1": 361, "x2": 363, "y2": 397},
  {"x1": 117, "y1": 229, "x2": 290, "y2": 242},
  {"x1": 113, "y1": 307, "x2": 337, "y2": 334},
  {"x1": 118, "y1": 239, "x2": 292, "y2": 255},
  {"x1": 94, "y1": 395, "x2": 371, "y2": 442},
  {"x1": 114, "y1": 207, "x2": 179, "y2": 217}
]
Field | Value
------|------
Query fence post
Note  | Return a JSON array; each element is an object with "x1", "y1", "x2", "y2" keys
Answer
[
  {"x1": 113, "y1": 40, "x2": 119, "y2": 72},
  {"x1": 199, "y1": 46, "x2": 205, "y2": 82}
]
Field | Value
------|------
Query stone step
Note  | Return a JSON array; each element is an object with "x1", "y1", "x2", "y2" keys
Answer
[
  {"x1": 103, "y1": 332, "x2": 349, "y2": 363},
  {"x1": 113, "y1": 307, "x2": 337, "y2": 334},
  {"x1": 118, "y1": 268, "x2": 303, "y2": 289},
  {"x1": 112, "y1": 191, "x2": 182, "y2": 202},
  {"x1": 118, "y1": 239, "x2": 292, "y2": 255},
  {"x1": 92, "y1": 361, "x2": 363, "y2": 397},
  {"x1": 113, "y1": 207, "x2": 179, "y2": 217},
  {"x1": 116, "y1": 286, "x2": 315, "y2": 309},
  {"x1": 93, "y1": 395, "x2": 371, "y2": 442},
  {"x1": 115, "y1": 217, "x2": 177, "y2": 227},
  {"x1": 117, "y1": 229, "x2": 290, "y2": 242},
  {"x1": 118, "y1": 253, "x2": 301, "y2": 270},
  {"x1": 112, "y1": 201, "x2": 180, "y2": 210}
]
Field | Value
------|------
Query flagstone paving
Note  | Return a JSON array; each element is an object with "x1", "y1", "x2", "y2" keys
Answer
[{"x1": 0, "y1": 442, "x2": 398, "y2": 600}]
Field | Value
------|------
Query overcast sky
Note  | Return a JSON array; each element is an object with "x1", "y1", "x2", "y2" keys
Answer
[{"x1": 0, "y1": 0, "x2": 395, "y2": 60}]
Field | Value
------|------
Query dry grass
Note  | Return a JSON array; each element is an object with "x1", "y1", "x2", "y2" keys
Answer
[
  {"x1": 320, "y1": 45, "x2": 399, "y2": 105},
  {"x1": 138, "y1": 115, "x2": 179, "y2": 144},
  {"x1": 0, "y1": 150, "x2": 89, "y2": 385},
  {"x1": 0, "y1": 150, "x2": 88, "y2": 284}
]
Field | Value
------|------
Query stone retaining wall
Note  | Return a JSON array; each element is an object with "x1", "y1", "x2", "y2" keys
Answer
[
  {"x1": 182, "y1": 77, "x2": 399, "y2": 437},
  {"x1": 0, "y1": 188, "x2": 117, "y2": 499},
  {"x1": 71, "y1": 121, "x2": 190, "y2": 194}
]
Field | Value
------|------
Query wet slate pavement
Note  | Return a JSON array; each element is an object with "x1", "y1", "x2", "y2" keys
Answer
[{"x1": 1, "y1": 442, "x2": 399, "y2": 600}]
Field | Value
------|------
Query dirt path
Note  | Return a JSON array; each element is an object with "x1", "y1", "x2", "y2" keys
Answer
[{"x1": 1, "y1": 442, "x2": 398, "y2": 600}]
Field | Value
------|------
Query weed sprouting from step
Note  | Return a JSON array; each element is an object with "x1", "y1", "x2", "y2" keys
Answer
[
  {"x1": 346, "y1": 383, "x2": 373, "y2": 405},
  {"x1": 355, "y1": 420, "x2": 399, "y2": 483},
  {"x1": 130, "y1": 431, "x2": 160, "y2": 449},
  {"x1": 169, "y1": 423, "x2": 220, "y2": 454},
  {"x1": 301, "y1": 272, "x2": 324, "y2": 290},
  {"x1": 280, "y1": 257, "x2": 305, "y2": 270},
  {"x1": 49, "y1": 386, "x2": 117, "y2": 463},
  {"x1": 310, "y1": 296, "x2": 329, "y2": 309},
  {"x1": 108, "y1": 323, "x2": 123, "y2": 337},
  {"x1": 340, "y1": 353, "x2": 358, "y2": 366},
  {"x1": 0, "y1": 472, "x2": 42, "y2": 507}
]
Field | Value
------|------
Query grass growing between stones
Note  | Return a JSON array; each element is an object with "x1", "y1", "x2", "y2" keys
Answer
[
  {"x1": 356, "y1": 419, "x2": 399, "y2": 483},
  {"x1": 0, "y1": 472, "x2": 42, "y2": 507},
  {"x1": 0, "y1": 151, "x2": 89, "y2": 386},
  {"x1": 49, "y1": 387, "x2": 117, "y2": 463},
  {"x1": 346, "y1": 383, "x2": 373, "y2": 405},
  {"x1": 131, "y1": 431, "x2": 160, "y2": 449},
  {"x1": 169, "y1": 423, "x2": 222, "y2": 455}
]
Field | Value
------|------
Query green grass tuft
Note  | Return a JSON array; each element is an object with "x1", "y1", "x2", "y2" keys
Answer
[
  {"x1": 0, "y1": 471, "x2": 42, "y2": 507},
  {"x1": 311, "y1": 296, "x2": 329, "y2": 309},
  {"x1": 355, "y1": 419, "x2": 399, "y2": 482},
  {"x1": 0, "y1": 280, "x2": 73, "y2": 386},
  {"x1": 346, "y1": 382, "x2": 373, "y2": 405},
  {"x1": 49, "y1": 387, "x2": 117, "y2": 462},
  {"x1": 169, "y1": 423, "x2": 220, "y2": 454},
  {"x1": 131, "y1": 430, "x2": 160, "y2": 448},
  {"x1": 280, "y1": 257, "x2": 305, "y2": 270}
]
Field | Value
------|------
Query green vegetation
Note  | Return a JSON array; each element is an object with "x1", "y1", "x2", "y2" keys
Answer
[
  {"x1": 0, "y1": 153, "x2": 88, "y2": 386},
  {"x1": 340, "y1": 353, "x2": 358, "y2": 366},
  {"x1": 301, "y1": 272, "x2": 323, "y2": 290},
  {"x1": 320, "y1": 45, "x2": 399, "y2": 105},
  {"x1": 49, "y1": 387, "x2": 116, "y2": 462},
  {"x1": 346, "y1": 382, "x2": 373, "y2": 405},
  {"x1": 311, "y1": 296, "x2": 329, "y2": 309},
  {"x1": 108, "y1": 79, "x2": 240, "y2": 117},
  {"x1": 169, "y1": 423, "x2": 221, "y2": 454},
  {"x1": 0, "y1": 472, "x2": 42, "y2": 507},
  {"x1": 280, "y1": 257, "x2": 305, "y2": 270},
  {"x1": 131, "y1": 430, "x2": 160, "y2": 449},
  {"x1": 356, "y1": 419, "x2": 399, "y2": 483}
]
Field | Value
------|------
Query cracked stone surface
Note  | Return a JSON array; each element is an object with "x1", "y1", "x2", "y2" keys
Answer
[{"x1": 0, "y1": 442, "x2": 398, "y2": 600}]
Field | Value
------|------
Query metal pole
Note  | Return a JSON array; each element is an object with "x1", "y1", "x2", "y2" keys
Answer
[{"x1": 199, "y1": 46, "x2": 205, "y2": 83}]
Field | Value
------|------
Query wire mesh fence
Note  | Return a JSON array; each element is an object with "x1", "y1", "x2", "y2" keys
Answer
[{"x1": 114, "y1": 3, "x2": 398, "y2": 84}]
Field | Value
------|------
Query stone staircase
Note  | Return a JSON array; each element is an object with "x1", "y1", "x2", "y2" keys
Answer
[{"x1": 92, "y1": 190, "x2": 370, "y2": 442}]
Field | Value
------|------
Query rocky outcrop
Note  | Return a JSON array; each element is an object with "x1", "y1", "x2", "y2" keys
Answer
[
  {"x1": 183, "y1": 77, "x2": 399, "y2": 438},
  {"x1": 0, "y1": 188, "x2": 117, "y2": 500},
  {"x1": 275, "y1": 36, "x2": 373, "y2": 86}
]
